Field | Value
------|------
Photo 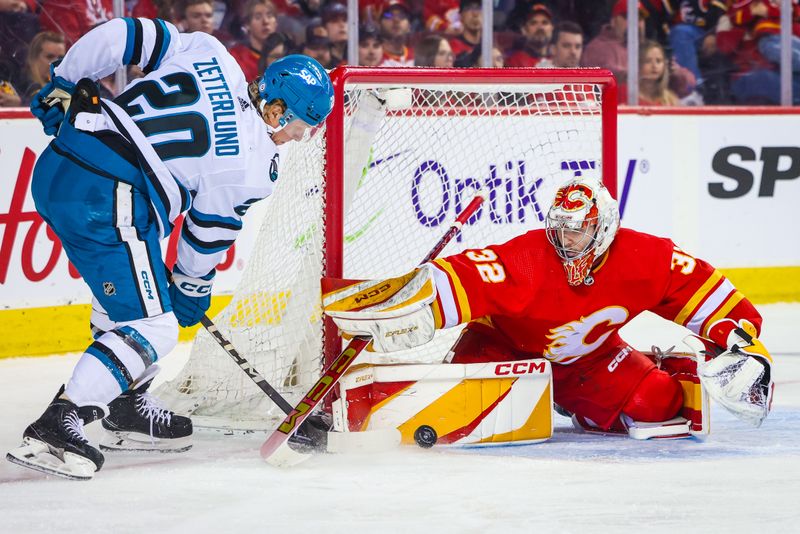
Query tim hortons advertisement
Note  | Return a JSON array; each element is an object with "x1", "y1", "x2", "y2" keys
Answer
[
  {"x1": 0, "y1": 116, "x2": 268, "y2": 309},
  {"x1": 1, "y1": 111, "x2": 799, "y2": 312}
]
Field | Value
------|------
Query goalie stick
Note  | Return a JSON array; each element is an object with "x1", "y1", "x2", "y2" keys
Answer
[{"x1": 260, "y1": 190, "x2": 488, "y2": 466}]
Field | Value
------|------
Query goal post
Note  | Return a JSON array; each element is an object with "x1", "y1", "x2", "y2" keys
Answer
[{"x1": 155, "y1": 67, "x2": 618, "y2": 431}]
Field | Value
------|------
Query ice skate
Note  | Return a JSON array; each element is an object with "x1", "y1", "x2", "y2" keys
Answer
[
  {"x1": 6, "y1": 387, "x2": 106, "y2": 481},
  {"x1": 100, "y1": 373, "x2": 193, "y2": 453}
]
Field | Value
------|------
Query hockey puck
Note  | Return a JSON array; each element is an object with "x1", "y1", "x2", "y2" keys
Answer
[{"x1": 413, "y1": 425, "x2": 437, "y2": 448}]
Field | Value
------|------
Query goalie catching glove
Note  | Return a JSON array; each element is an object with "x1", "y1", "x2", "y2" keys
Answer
[
  {"x1": 698, "y1": 319, "x2": 774, "y2": 427},
  {"x1": 322, "y1": 266, "x2": 438, "y2": 353}
]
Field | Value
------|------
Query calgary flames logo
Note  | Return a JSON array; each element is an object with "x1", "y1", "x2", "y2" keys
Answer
[
  {"x1": 544, "y1": 306, "x2": 629, "y2": 364},
  {"x1": 553, "y1": 183, "x2": 594, "y2": 212}
]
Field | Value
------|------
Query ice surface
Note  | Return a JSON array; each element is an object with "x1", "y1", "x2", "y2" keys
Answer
[{"x1": 0, "y1": 304, "x2": 798, "y2": 533}]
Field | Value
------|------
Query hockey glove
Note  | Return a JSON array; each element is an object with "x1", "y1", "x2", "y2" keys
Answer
[
  {"x1": 323, "y1": 267, "x2": 438, "y2": 353},
  {"x1": 698, "y1": 320, "x2": 774, "y2": 427},
  {"x1": 30, "y1": 63, "x2": 75, "y2": 136},
  {"x1": 168, "y1": 267, "x2": 215, "y2": 327}
]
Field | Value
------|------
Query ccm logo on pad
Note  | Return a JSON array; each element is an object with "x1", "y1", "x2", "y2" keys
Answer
[{"x1": 494, "y1": 361, "x2": 546, "y2": 376}]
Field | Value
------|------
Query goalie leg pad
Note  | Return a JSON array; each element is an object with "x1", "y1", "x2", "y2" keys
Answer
[
  {"x1": 645, "y1": 347, "x2": 711, "y2": 436},
  {"x1": 333, "y1": 359, "x2": 553, "y2": 446}
]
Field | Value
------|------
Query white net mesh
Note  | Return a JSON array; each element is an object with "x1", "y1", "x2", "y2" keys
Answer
[{"x1": 155, "y1": 70, "x2": 613, "y2": 430}]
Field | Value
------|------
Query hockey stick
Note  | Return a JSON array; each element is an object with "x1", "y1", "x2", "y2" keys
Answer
[
  {"x1": 260, "y1": 190, "x2": 488, "y2": 466},
  {"x1": 169, "y1": 268, "x2": 294, "y2": 416},
  {"x1": 198, "y1": 315, "x2": 294, "y2": 414}
]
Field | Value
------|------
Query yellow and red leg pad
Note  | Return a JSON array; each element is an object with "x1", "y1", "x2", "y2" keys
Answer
[
  {"x1": 644, "y1": 351, "x2": 710, "y2": 437},
  {"x1": 332, "y1": 359, "x2": 553, "y2": 447}
]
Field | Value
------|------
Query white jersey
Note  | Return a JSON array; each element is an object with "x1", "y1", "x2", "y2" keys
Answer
[{"x1": 55, "y1": 17, "x2": 278, "y2": 278}]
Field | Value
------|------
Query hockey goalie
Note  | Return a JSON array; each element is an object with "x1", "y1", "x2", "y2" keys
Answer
[{"x1": 322, "y1": 176, "x2": 774, "y2": 446}]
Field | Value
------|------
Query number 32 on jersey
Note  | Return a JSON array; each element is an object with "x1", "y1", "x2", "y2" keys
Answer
[{"x1": 466, "y1": 249, "x2": 506, "y2": 283}]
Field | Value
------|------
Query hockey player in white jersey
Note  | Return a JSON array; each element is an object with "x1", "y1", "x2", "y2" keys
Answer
[{"x1": 6, "y1": 17, "x2": 333, "y2": 480}]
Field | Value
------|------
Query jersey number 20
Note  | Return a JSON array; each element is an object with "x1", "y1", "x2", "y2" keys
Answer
[{"x1": 115, "y1": 72, "x2": 211, "y2": 160}]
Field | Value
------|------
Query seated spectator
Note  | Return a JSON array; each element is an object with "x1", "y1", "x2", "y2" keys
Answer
[
  {"x1": 638, "y1": 40, "x2": 680, "y2": 105},
  {"x1": 582, "y1": 0, "x2": 644, "y2": 84},
  {"x1": 229, "y1": 0, "x2": 278, "y2": 81},
  {"x1": 424, "y1": 0, "x2": 461, "y2": 35},
  {"x1": 414, "y1": 34, "x2": 455, "y2": 67},
  {"x1": 16, "y1": 31, "x2": 65, "y2": 105},
  {"x1": 271, "y1": 0, "x2": 317, "y2": 46},
  {"x1": 453, "y1": 42, "x2": 505, "y2": 67},
  {"x1": 321, "y1": 2, "x2": 348, "y2": 65},
  {"x1": 38, "y1": 0, "x2": 112, "y2": 47},
  {"x1": 718, "y1": 6, "x2": 800, "y2": 105},
  {"x1": 450, "y1": 0, "x2": 482, "y2": 62},
  {"x1": 175, "y1": 0, "x2": 215, "y2": 34},
  {"x1": 360, "y1": 0, "x2": 383, "y2": 24},
  {"x1": 538, "y1": 20, "x2": 583, "y2": 68},
  {"x1": 257, "y1": 31, "x2": 293, "y2": 72},
  {"x1": 358, "y1": 22, "x2": 384, "y2": 66},
  {"x1": 505, "y1": 3, "x2": 554, "y2": 67},
  {"x1": 667, "y1": 0, "x2": 727, "y2": 85},
  {"x1": 302, "y1": 19, "x2": 334, "y2": 68},
  {"x1": 583, "y1": 0, "x2": 696, "y2": 103},
  {"x1": 730, "y1": 0, "x2": 800, "y2": 71},
  {"x1": 0, "y1": 0, "x2": 27, "y2": 11},
  {"x1": 379, "y1": 0, "x2": 414, "y2": 66},
  {"x1": 127, "y1": 0, "x2": 172, "y2": 19},
  {"x1": 0, "y1": 0, "x2": 40, "y2": 102},
  {"x1": 0, "y1": 68, "x2": 22, "y2": 107}
]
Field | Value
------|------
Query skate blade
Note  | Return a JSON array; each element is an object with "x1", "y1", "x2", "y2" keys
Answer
[
  {"x1": 99, "y1": 430, "x2": 192, "y2": 453},
  {"x1": 6, "y1": 437, "x2": 97, "y2": 481}
]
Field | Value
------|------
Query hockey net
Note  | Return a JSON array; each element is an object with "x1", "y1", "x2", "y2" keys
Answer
[{"x1": 156, "y1": 68, "x2": 617, "y2": 430}]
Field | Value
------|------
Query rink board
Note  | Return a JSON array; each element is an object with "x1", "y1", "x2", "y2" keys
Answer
[{"x1": 0, "y1": 107, "x2": 799, "y2": 356}]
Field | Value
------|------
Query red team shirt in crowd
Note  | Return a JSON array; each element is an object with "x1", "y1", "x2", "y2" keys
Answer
[
  {"x1": 429, "y1": 228, "x2": 761, "y2": 364},
  {"x1": 228, "y1": 43, "x2": 261, "y2": 82}
]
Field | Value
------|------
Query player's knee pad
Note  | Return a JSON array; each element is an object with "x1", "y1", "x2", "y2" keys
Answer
[
  {"x1": 66, "y1": 312, "x2": 179, "y2": 406},
  {"x1": 622, "y1": 369, "x2": 683, "y2": 423},
  {"x1": 123, "y1": 312, "x2": 180, "y2": 359}
]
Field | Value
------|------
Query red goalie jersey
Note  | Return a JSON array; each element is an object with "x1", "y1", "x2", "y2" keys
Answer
[{"x1": 429, "y1": 227, "x2": 762, "y2": 365}]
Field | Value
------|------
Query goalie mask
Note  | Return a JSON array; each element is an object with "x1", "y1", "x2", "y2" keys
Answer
[{"x1": 545, "y1": 178, "x2": 620, "y2": 286}]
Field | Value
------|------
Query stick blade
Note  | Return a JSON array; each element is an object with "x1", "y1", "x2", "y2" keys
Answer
[{"x1": 262, "y1": 438, "x2": 312, "y2": 468}]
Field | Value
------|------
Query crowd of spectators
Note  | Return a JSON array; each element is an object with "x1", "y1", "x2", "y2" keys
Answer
[{"x1": 2, "y1": 0, "x2": 800, "y2": 107}]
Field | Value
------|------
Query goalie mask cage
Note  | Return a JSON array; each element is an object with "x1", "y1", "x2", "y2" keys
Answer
[{"x1": 156, "y1": 67, "x2": 617, "y2": 430}]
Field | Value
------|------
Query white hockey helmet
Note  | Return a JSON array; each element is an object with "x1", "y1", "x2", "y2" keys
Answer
[{"x1": 545, "y1": 177, "x2": 620, "y2": 286}]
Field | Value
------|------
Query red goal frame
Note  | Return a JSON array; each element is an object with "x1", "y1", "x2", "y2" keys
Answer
[{"x1": 320, "y1": 67, "x2": 618, "y2": 366}]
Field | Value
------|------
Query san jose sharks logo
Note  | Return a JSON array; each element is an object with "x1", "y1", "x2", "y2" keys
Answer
[{"x1": 269, "y1": 152, "x2": 279, "y2": 182}]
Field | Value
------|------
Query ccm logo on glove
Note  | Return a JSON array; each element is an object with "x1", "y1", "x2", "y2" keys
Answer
[{"x1": 178, "y1": 281, "x2": 212, "y2": 296}]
